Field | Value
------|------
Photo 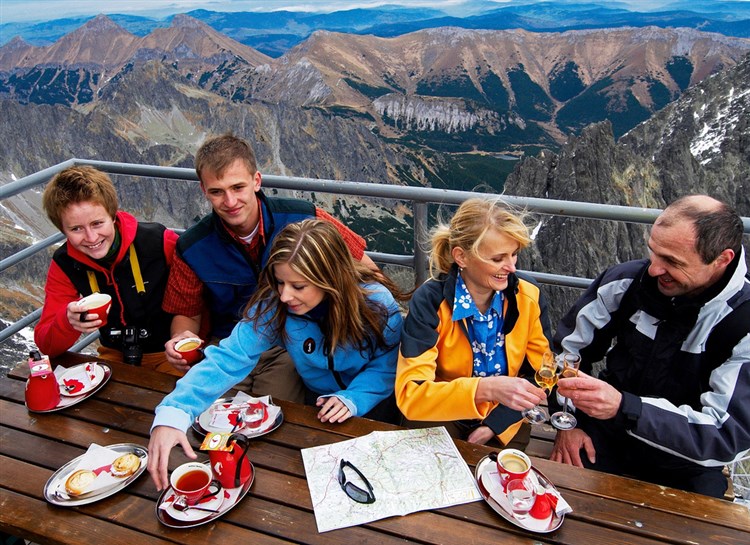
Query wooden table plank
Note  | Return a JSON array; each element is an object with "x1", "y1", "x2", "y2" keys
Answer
[
  {"x1": 530, "y1": 457, "x2": 750, "y2": 531},
  {"x1": 0, "y1": 489, "x2": 177, "y2": 545},
  {"x1": 0, "y1": 456, "x2": 297, "y2": 545}
]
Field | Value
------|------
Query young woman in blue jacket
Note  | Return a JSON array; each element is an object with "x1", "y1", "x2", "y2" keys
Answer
[{"x1": 147, "y1": 219, "x2": 404, "y2": 490}]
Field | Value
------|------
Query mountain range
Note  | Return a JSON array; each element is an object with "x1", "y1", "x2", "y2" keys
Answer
[
  {"x1": 3, "y1": 0, "x2": 750, "y2": 55},
  {"x1": 2, "y1": 13, "x2": 749, "y2": 159}
]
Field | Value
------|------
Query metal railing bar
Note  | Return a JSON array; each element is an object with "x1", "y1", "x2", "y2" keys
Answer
[
  {"x1": 0, "y1": 308, "x2": 41, "y2": 344},
  {"x1": 70, "y1": 332, "x2": 100, "y2": 352},
  {"x1": 265, "y1": 174, "x2": 668, "y2": 226},
  {"x1": 0, "y1": 232, "x2": 65, "y2": 273},
  {"x1": 0, "y1": 159, "x2": 77, "y2": 200},
  {"x1": 3, "y1": 159, "x2": 750, "y2": 232},
  {"x1": 80, "y1": 160, "x2": 199, "y2": 182},
  {"x1": 524, "y1": 270, "x2": 593, "y2": 289},
  {"x1": 367, "y1": 251, "x2": 414, "y2": 267}
]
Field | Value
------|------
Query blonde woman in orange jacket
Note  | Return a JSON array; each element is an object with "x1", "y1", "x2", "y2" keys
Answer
[{"x1": 396, "y1": 198, "x2": 551, "y2": 448}]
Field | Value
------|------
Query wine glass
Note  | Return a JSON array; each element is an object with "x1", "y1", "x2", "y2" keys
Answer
[
  {"x1": 522, "y1": 350, "x2": 558, "y2": 425},
  {"x1": 550, "y1": 352, "x2": 582, "y2": 430}
]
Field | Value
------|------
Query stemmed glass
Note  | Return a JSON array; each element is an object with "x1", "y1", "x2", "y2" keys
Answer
[
  {"x1": 550, "y1": 353, "x2": 582, "y2": 430},
  {"x1": 522, "y1": 350, "x2": 558, "y2": 425}
]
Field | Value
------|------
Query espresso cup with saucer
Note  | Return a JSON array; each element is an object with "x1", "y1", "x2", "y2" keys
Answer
[
  {"x1": 496, "y1": 448, "x2": 532, "y2": 491},
  {"x1": 169, "y1": 462, "x2": 222, "y2": 506}
]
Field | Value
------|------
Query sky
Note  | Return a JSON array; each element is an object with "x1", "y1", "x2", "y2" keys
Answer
[{"x1": 0, "y1": 1, "x2": 702, "y2": 24}]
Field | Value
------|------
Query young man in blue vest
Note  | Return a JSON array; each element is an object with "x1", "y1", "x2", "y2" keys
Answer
[
  {"x1": 162, "y1": 134, "x2": 376, "y2": 401},
  {"x1": 551, "y1": 195, "x2": 749, "y2": 498}
]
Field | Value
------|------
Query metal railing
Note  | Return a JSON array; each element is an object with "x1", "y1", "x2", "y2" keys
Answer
[{"x1": 2, "y1": 158, "x2": 749, "y2": 347}]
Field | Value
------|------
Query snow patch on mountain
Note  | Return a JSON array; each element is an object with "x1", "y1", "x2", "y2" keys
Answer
[{"x1": 690, "y1": 86, "x2": 750, "y2": 165}]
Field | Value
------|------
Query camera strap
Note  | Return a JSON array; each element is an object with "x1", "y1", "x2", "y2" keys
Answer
[
  {"x1": 87, "y1": 271, "x2": 100, "y2": 293},
  {"x1": 127, "y1": 245, "x2": 146, "y2": 295},
  {"x1": 85, "y1": 245, "x2": 146, "y2": 295}
]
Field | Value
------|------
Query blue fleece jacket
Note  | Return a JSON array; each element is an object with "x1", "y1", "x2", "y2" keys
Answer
[{"x1": 153, "y1": 283, "x2": 403, "y2": 432}]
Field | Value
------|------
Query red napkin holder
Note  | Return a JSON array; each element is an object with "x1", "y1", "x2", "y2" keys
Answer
[{"x1": 529, "y1": 492, "x2": 556, "y2": 519}]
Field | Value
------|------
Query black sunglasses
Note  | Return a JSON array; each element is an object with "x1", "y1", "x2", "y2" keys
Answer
[{"x1": 338, "y1": 459, "x2": 376, "y2": 504}]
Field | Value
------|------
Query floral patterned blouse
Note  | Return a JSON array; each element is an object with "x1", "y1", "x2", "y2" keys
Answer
[{"x1": 452, "y1": 271, "x2": 507, "y2": 377}]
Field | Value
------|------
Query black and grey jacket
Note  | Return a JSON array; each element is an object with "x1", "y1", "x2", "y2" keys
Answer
[{"x1": 554, "y1": 248, "x2": 750, "y2": 467}]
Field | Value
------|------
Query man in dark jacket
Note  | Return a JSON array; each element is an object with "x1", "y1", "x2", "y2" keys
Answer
[{"x1": 551, "y1": 195, "x2": 749, "y2": 498}]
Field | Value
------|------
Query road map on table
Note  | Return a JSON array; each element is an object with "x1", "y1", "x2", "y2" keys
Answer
[{"x1": 301, "y1": 426, "x2": 482, "y2": 532}]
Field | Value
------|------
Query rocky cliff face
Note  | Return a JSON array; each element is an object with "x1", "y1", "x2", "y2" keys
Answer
[{"x1": 505, "y1": 53, "x2": 750, "y2": 324}]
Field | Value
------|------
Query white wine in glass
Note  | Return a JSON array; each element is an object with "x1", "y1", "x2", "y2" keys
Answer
[
  {"x1": 522, "y1": 351, "x2": 558, "y2": 425},
  {"x1": 535, "y1": 366, "x2": 559, "y2": 391},
  {"x1": 550, "y1": 353, "x2": 582, "y2": 430}
]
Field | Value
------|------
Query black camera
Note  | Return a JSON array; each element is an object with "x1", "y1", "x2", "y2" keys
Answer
[{"x1": 109, "y1": 327, "x2": 149, "y2": 366}]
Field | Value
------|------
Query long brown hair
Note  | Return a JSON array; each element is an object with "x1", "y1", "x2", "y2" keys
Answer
[{"x1": 244, "y1": 219, "x2": 401, "y2": 355}]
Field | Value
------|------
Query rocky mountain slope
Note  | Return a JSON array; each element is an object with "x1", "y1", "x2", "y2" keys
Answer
[
  {"x1": 506, "y1": 52, "x2": 750, "y2": 319},
  {"x1": 251, "y1": 25, "x2": 749, "y2": 146},
  {"x1": 2, "y1": 16, "x2": 749, "y2": 155}
]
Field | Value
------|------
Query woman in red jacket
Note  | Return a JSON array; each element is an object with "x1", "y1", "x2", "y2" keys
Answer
[
  {"x1": 34, "y1": 165, "x2": 180, "y2": 375},
  {"x1": 396, "y1": 198, "x2": 551, "y2": 449}
]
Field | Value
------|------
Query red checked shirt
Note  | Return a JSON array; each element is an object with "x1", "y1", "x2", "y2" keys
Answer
[{"x1": 163, "y1": 207, "x2": 366, "y2": 319}]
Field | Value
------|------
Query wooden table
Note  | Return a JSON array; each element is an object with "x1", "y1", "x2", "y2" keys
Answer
[{"x1": 1, "y1": 353, "x2": 748, "y2": 545}]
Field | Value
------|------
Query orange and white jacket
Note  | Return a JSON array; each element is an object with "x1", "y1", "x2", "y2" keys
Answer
[{"x1": 396, "y1": 266, "x2": 551, "y2": 445}]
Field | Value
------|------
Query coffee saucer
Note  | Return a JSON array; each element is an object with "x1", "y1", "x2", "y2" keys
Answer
[
  {"x1": 162, "y1": 490, "x2": 224, "y2": 522},
  {"x1": 59, "y1": 362, "x2": 106, "y2": 396},
  {"x1": 27, "y1": 363, "x2": 112, "y2": 413},
  {"x1": 193, "y1": 397, "x2": 283, "y2": 438},
  {"x1": 156, "y1": 461, "x2": 255, "y2": 528},
  {"x1": 474, "y1": 455, "x2": 565, "y2": 533}
]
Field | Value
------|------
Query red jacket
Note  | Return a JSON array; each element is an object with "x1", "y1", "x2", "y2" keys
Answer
[{"x1": 34, "y1": 211, "x2": 178, "y2": 356}]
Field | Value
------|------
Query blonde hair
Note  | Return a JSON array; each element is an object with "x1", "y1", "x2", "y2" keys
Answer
[
  {"x1": 245, "y1": 219, "x2": 401, "y2": 354},
  {"x1": 429, "y1": 197, "x2": 531, "y2": 278}
]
